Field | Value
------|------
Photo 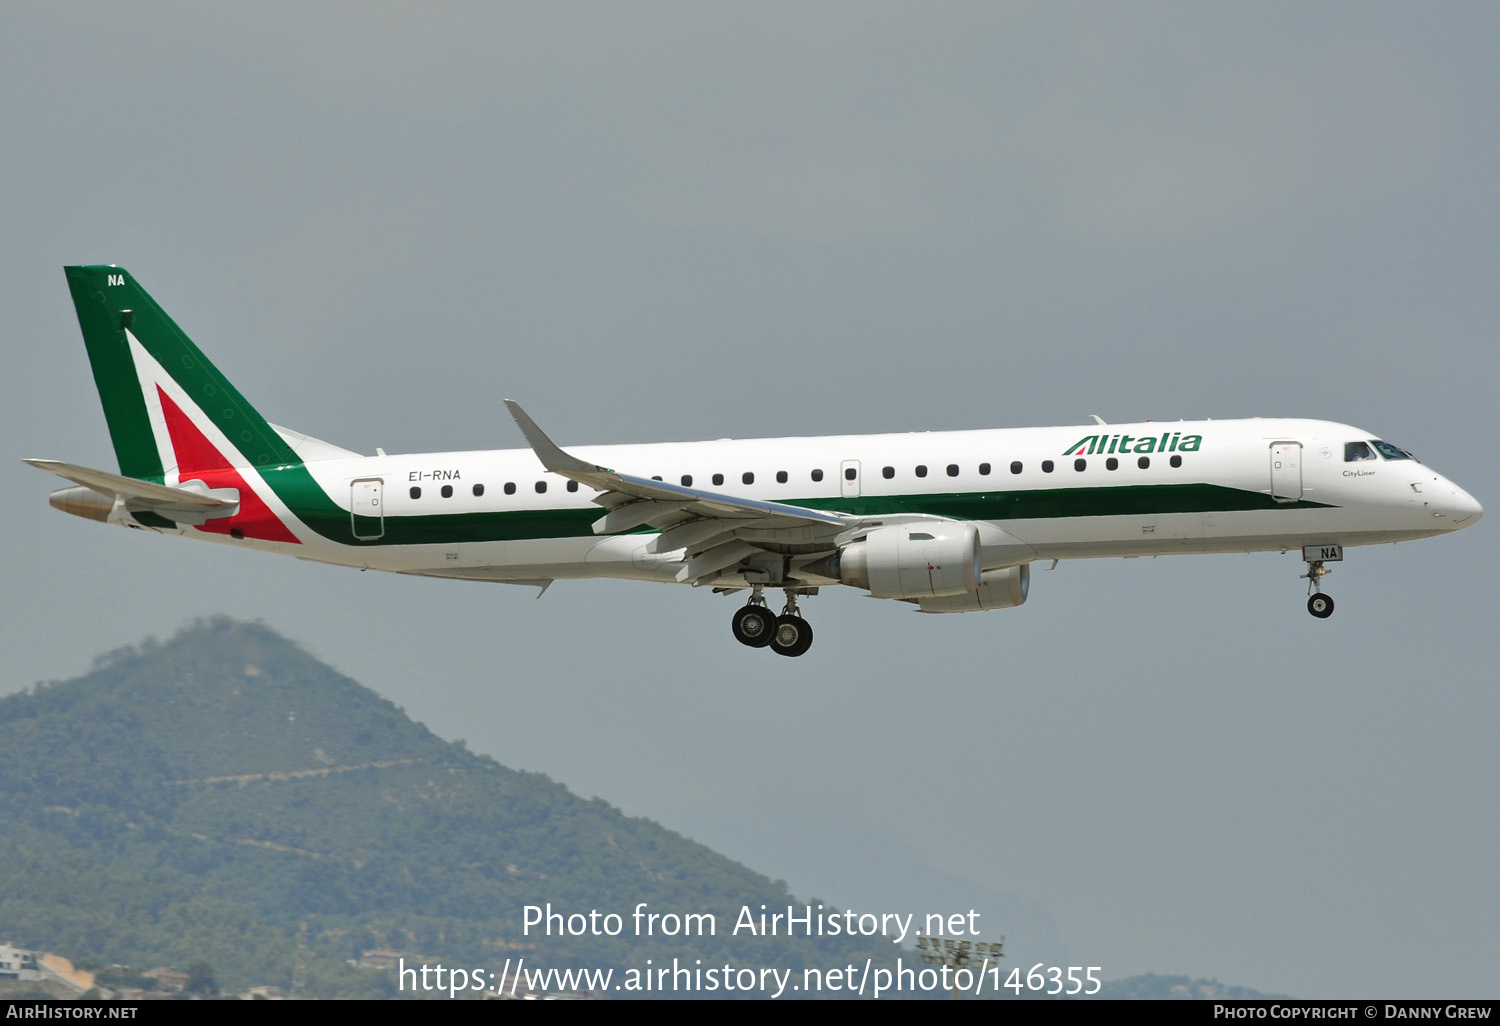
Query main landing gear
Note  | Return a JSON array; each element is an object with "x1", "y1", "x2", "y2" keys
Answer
[
  {"x1": 732, "y1": 588, "x2": 814, "y2": 657},
  {"x1": 1302, "y1": 559, "x2": 1334, "y2": 619}
]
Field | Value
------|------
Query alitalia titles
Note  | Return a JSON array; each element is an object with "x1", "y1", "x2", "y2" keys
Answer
[{"x1": 1064, "y1": 432, "x2": 1203, "y2": 456}]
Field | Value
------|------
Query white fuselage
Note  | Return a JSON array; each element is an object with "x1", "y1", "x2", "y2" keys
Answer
[{"x1": 173, "y1": 417, "x2": 1480, "y2": 587}]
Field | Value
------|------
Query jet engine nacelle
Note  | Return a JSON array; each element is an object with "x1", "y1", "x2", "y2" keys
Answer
[
  {"x1": 917, "y1": 564, "x2": 1030, "y2": 613},
  {"x1": 837, "y1": 522, "x2": 981, "y2": 599}
]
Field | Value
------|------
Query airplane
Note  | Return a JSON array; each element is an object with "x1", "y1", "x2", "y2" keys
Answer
[{"x1": 29, "y1": 266, "x2": 1483, "y2": 657}]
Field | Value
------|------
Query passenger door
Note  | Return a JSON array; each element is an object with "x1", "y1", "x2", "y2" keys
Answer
[
  {"x1": 350, "y1": 478, "x2": 385, "y2": 540},
  {"x1": 1270, "y1": 443, "x2": 1303, "y2": 502}
]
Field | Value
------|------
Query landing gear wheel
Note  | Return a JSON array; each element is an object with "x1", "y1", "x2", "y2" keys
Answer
[
  {"x1": 1307, "y1": 593, "x2": 1334, "y2": 619},
  {"x1": 732, "y1": 605, "x2": 776, "y2": 648},
  {"x1": 769, "y1": 615, "x2": 814, "y2": 658}
]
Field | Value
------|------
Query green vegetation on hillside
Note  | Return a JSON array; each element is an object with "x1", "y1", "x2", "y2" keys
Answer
[{"x1": 0, "y1": 618, "x2": 886, "y2": 997}]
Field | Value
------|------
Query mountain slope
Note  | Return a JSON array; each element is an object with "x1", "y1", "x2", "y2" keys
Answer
[{"x1": 0, "y1": 618, "x2": 885, "y2": 996}]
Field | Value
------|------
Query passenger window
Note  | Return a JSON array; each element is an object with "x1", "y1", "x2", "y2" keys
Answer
[
  {"x1": 1042, "y1": 460, "x2": 1054, "y2": 473},
  {"x1": 1106, "y1": 457, "x2": 1118, "y2": 471},
  {"x1": 811, "y1": 469, "x2": 823, "y2": 482},
  {"x1": 651, "y1": 475, "x2": 663, "y2": 481},
  {"x1": 1170, "y1": 455, "x2": 1182, "y2": 468},
  {"x1": 1074, "y1": 458, "x2": 1086, "y2": 472},
  {"x1": 915, "y1": 465, "x2": 928, "y2": 478},
  {"x1": 947, "y1": 464, "x2": 959, "y2": 477},
  {"x1": 567, "y1": 480, "x2": 579, "y2": 492},
  {"x1": 504, "y1": 482, "x2": 516, "y2": 495},
  {"x1": 713, "y1": 473, "x2": 724, "y2": 486},
  {"x1": 1137, "y1": 456, "x2": 1150, "y2": 470},
  {"x1": 844, "y1": 467, "x2": 857, "y2": 481},
  {"x1": 535, "y1": 481, "x2": 547, "y2": 493},
  {"x1": 742, "y1": 472, "x2": 755, "y2": 485},
  {"x1": 1344, "y1": 441, "x2": 1376, "y2": 462},
  {"x1": 441, "y1": 484, "x2": 453, "y2": 498},
  {"x1": 776, "y1": 470, "x2": 788, "y2": 484},
  {"x1": 882, "y1": 466, "x2": 895, "y2": 479},
  {"x1": 1010, "y1": 461, "x2": 1022, "y2": 475},
  {"x1": 979, "y1": 463, "x2": 991, "y2": 476},
  {"x1": 472, "y1": 483, "x2": 484, "y2": 497},
  {"x1": 409, "y1": 486, "x2": 421, "y2": 499},
  {"x1": 681, "y1": 474, "x2": 693, "y2": 487}
]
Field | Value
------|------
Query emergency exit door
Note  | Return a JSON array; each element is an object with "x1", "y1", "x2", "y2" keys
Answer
[{"x1": 840, "y1": 460, "x2": 861, "y2": 499}]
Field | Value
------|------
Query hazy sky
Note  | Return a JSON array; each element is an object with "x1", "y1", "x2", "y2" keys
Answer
[{"x1": 3, "y1": 3, "x2": 1496, "y2": 997}]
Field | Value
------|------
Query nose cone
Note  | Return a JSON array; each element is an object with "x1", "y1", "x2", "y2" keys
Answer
[{"x1": 1447, "y1": 485, "x2": 1483, "y2": 528}]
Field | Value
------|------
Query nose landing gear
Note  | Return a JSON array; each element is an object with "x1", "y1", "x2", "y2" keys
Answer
[
  {"x1": 1302, "y1": 559, "x2": 1334, "y2": 618},
  {"x1": 731, "y1": 588, "x2": 814, "y2": 656}
]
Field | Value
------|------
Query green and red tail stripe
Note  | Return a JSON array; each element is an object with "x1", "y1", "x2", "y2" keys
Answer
[
  {"x1": 65, "y1": 265, "x2": 308, "y2": 543},
  {"x1": 156, "y1": 386, "x2": 299, "y2": 543}
]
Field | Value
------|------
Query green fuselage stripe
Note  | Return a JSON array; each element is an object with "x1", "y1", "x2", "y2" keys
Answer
[{"x1": 255, "y1": 473, "x2": 1334, "y2": 547}]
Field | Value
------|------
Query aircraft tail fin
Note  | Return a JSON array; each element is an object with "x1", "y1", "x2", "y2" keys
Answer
[{"x1": 63, "y1": 265, "x2": 302, "y2": 480}]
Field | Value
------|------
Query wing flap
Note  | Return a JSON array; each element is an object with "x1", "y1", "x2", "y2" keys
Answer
[
  {"x1": 676, "y1": 540, "x2": 760, "y2": 584},
  {"x1": 648, "y1": 517, "x2": 740, "y2": 555},
  {"x1": 593, "y1": 500, "x2": 697, "y2": 535}
]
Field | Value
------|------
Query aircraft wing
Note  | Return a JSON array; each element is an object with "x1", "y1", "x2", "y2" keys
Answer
[{"x1": 504, "y1": 401, "x2": 853, "y2": 584}]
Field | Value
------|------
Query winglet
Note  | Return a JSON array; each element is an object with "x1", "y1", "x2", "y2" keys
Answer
[
  {"x1": 500, "y1": 401, "x2": 848, "y2": 536},
  {"x1": 503, "y1": 400, "x2": 609, "y2": 475}
]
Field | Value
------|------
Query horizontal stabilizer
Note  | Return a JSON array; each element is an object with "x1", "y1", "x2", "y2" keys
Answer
[{"x1": 24, "y1": 459, "x2": 237, "y2": 513}]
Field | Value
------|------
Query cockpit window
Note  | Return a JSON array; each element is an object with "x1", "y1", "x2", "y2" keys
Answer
[
  {"x1": 1344, "y1": 441, "x2": 1376, "y2": 462},
  {"x1": 1370, "y1": 440, "x2": 1415, "y2": 461}
]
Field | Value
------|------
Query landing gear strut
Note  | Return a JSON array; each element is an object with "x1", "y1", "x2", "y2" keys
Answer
[
  {"x1": 769, "y1": 591, "x2": 814, "y2": 658},
  {"x1": 731, "y1": 587, "x2": 776, "y2": 648},
  {"x1": 1302, "y1": 560, "x2": 1334, "y2": 618},
  {"x1": 732, "y1": 588, "x2": 814, "y2": 656}
]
